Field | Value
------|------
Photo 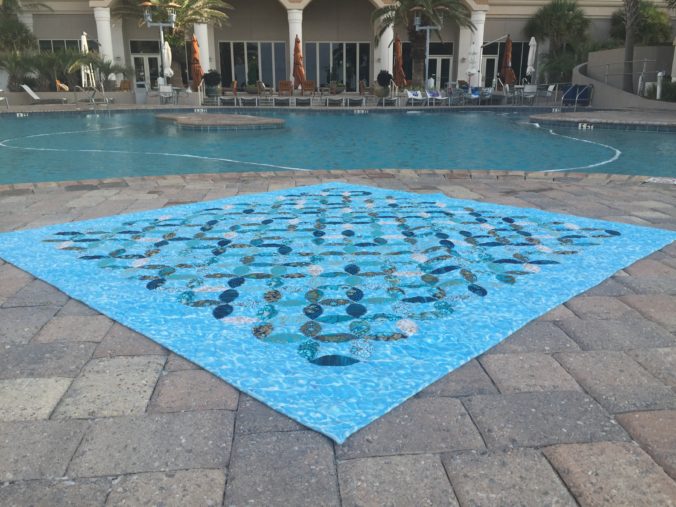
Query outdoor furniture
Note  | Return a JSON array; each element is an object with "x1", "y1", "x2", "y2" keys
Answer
[
  {"x1": 326, "y1": 96, "x2": 344, "y2": 107},
  {"x1": 479, "y1": 87, "x2": 493, "y2": 105},
  {"x1": 278, "y1": 80, "x2": 293, "y2": 96},
  {"x1": 20, "y1": 84, "x2": 67, "y2": 105},
  {"x1": 467, "y1": 87, "x2": 481, "y2": 104},
  {"x1": 377, "y1": 97, "x2": 398, "y2": 106},
  {"x1": 273, "y1": 97, "x2": 290, "y2": 106},
  {"x1": 346, "y1": 97, "x2": 364, "y2": 107},
  {"x1": 406, "y1": 90, "x2": 427, "y2": 106},
  {"x1": 159, "y1": 85, "x2": 175, "y2": 104},
  {"x1": 301, "y1": 80, "x2": 316, "y2": 96},
  {"x1": 522, "y1": 84, "x2": 537, "y2": 104},
  {"x1": 239, "y1": 96, "x2": 258, "y2": 106},
  {"x1": 218, "y1": 96, "x2": 236, "y2": 106},
  {"x1": 118, "y1": 80, "x2": 132, "y2": 92},
  {"x1": 0, "y1": 90, "x2": 8, "y2": 110},
  {"x1": 426, "y1": 89, "x2": 450, "y2": 106},
  {"x1": 295, "y1": 97, "x2": 311, "y2": 106},
  {"x1": 257, "y1": 81, "x2": 273, "y2": 97}
]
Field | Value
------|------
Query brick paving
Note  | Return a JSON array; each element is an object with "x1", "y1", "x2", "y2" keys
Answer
[{"x1": 0, "y1": 169, "x2": 674, "y2": 506}]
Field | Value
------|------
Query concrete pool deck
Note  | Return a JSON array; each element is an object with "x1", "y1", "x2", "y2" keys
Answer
[{"x1": 0, "y1": 169, "x2": 675, "y2": 506}]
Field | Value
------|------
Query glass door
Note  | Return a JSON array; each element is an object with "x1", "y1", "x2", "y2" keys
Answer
[
  {"x1": 132, "y1": 55, "x2": 160, "y2": 89},
  {"x1": 481, "y1": 56, "x2": 498, "y2": 88},
  {"x1": 428, "y1": 57, "x2": 452, "y2": 90}
]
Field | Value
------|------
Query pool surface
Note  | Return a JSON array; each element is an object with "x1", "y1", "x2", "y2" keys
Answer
[{"x1": 1, "y1": 110, "x2": 675, "y2": 183}]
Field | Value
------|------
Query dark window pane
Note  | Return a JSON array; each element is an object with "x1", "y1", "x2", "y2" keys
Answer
[
  {"x1": 402, "y1": 42, "x2": 412, "y2": 80},
  {"x1": 318, "y1": 42, "x2": 330, "y2": 86},
  {"x1": 359, "y1": 43, "x2": 370, "y2": 85},
  {"x1": 52, "y1": 40, "x2": 65, "y2": 51},
  {"x1": 39, "y1": 40, "x2": 52, "y2": 52},
  {"x1": 260, "y1": 42, "x2": 273, "y2": 87},
  {"x1": 246, "y1": 42, "x2": 258, "y2": 85},
  {"x1": 332, "y1": 43, "x2": 344, "y2": 83},
  {"x1": 305, "y1": 42, "x2": 316, "y2": 84},
  {"x1": 483, "y1": 42, "x2": 498, "y2": 56},
  {"x1": 219, "y1": 42, "x2": 232, "y2": 85},
  {"x1": 440, "y1": 58, "x2": 451, "y2": 89},
  {"x1": 429, "y1": 42, "x2": 453, "y2": 55},
  {"x1": 129, "y1": 40, "x2": 160, "y2": 54},
  {"x1": 274, "y1": 42, "x2": 287, "y2": 86},
  {"x1": 233, "y1": 42, "x2": 246, "y2": 85},
  {"x1": 65, "y1": 40, "x2": 80, "y2": 50},
  {"x1": 345, "y1": 43, "x2": 357, "y2": 91}
]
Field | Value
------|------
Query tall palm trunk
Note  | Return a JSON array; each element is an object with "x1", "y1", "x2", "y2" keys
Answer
[
  {"x1": 409, "y1": 29, "x2": 427, "y2": 86},
  {"x1": 623, "y1": 0, "x2": 639, "y2": 93}
]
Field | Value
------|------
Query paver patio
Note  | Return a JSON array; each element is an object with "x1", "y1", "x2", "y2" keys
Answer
[{"x1": 0, "y1": 169, "x2": 674, "y2": 506}]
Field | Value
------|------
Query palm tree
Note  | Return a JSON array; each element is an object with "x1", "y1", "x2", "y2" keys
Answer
[
  {"x1": 372, "y1": 0, "x2": 474, "y2": 87},
  {"x1": 112, "y1": 0, "x2": 233, "y2": 48},
  {"x1": 0, "y1": 50, "x2": 33, "y2": 90},
  {"x1": 525, "y1": 0, "x2": 589, "y2": 81}
]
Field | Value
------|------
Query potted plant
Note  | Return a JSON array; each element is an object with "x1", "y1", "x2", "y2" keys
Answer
[
  {"x1": 203, "y1": 70, "x2": 221, "y2": 97},
  {"x1": 373, "y1": 70, "x2": 393, "y2": 97}
]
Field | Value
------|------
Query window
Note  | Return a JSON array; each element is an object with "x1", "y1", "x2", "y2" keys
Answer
[
  {"x1": 305, "y1": 42, "x2": 371, "y2": 91},
  {"x1": 219, "y1": 41, "x2": 287, "y2": 88},
  {"x1": 129, "y1": 40, "x2": 160, "y2": 54},
  {"x1": 39, "y1": 39, "x2": 81, "y2": 52}
]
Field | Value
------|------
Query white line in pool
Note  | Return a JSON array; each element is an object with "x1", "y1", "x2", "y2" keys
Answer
[
  {"x1": 529, "y1": 125, "x2": 622, "y2": 173},
  {"x1": 0, "y1": 127, "x2": 311, "y2": 173}
]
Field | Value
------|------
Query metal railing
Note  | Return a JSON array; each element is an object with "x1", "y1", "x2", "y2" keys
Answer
[{"x1": 585, "y1": 58, "x2": 667, "y2": 96}]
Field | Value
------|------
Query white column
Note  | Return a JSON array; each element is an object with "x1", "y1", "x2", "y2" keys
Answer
[
  {"x1": 287, "y1": 9, "x2": 303, "y2": 82},
  {"x1": 456, "y1": 10, "x2": 486, "y2": 87},
  {"x1": 194, "y1": 23, "x2": 213, "y2": 72},
  {"x1": 374, "y1": 24, "x2": 393, "y2": 81},
  {"x1": 94, "y1": 7, "x2": 114, "y2": 63},
  {"x1": 110, "y1": 17, "x2": 126, "y2": 66},
  {"x1": 18, "y1": 13, "x2": 34, "y2": 32}
]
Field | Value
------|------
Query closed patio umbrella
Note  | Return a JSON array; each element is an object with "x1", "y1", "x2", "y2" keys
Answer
[
  {"x1": 190, "y1": 35, "x2": 203, "y2": 92},
  {"x1": 526, "y1": 36, "x2": 537, "y2": 78},
  {"x1": 293, "y1": 35, "x2": 306, "y2": 88},
  {"x1": 163, "y1": 40, "x2": 174, "y2": 78},
  {"x1": 501, "y1": 35, "x2": 517, "y2": 86},
  {"x1": 80, "y1": 31, "x2": 96, "y2": 89},
  {"x1": 393, "y1": 35, "x2": 407, "y2": 88}
]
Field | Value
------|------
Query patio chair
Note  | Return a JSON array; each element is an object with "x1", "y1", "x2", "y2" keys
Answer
[
  {"x1": 326, "y1": 96, "x2": 344, "y2": 107},
  {"x1": 479, "y1": 87, "x2": 493, "y2": 105},
  {"x1": 20, "y1": 84, "x2": 67, "y2": 105},
  {"x1": 159, "y1": 85, "x2": 175, "y2": 104},
  {"x1": 273, "y1": 96, "x2": 290, "y2": 106},
  {"x1": 502, "y1": 84, "x2": 516, "y2": 104},
  {"x1": 377, "y1": 97, "x2": 398, "y2": 106},
  {"x1": 257, "y1": 81, "x2": 273, "y2": 97},
  {"x1": 295, "y1": 97, "x2": 312, "y2": 106},
  {"x1": 346, "y1": 97, "x2": 364, "y2": 107},
  {"x1": 278, "y1": 80, "x2": 293, "y2": 96},
  {"x1": 301, "y1": 80, "x2": 316, "y2": 96},
  {"x1": 0, "y1": 90, "x2": 8, "y2": 110},
  {"x1": 426, "y1": 89, "x2": 450, "y2": 106},
  {"x1": 522, "y1": 84, "x2": 537, "y2": 105},
  {"x1": 218, "y1": 96, "x2": 236, "y2": 106},
  {"x1": 239, "y1": 96, "x2": 258, "y2": 107},
  {"x1": 467, "y1": 87, "x2": 481, "y2": 104},
  {"x1": 406, "y1": 90, "x2": 427, "y2": 106}
]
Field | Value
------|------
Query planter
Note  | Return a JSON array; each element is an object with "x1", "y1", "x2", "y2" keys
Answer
[
  {"x1": 373, "y1": 84, "x2": 390, "y2": 98},
  {"x1": 205, "y1": 85, "x2": 220, "y2": 97}
]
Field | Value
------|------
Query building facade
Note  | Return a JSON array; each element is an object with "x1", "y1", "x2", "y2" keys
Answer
[{"x1": 16, "y1": 0, "x2": 676, "y2": 91}]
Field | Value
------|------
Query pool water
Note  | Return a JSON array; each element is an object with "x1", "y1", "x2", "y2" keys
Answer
[{"x1": 0, "y1": 110, "x2": 674, "y2": 183}]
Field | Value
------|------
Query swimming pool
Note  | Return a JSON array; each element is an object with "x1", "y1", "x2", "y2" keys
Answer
[{"x1": 0, "y1": 110, "x2": 674, "y2": 184}]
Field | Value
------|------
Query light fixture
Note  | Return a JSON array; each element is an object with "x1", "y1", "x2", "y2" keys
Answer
[{"x1": 139, "y1": 1, "x2": 180, "y2": 85}]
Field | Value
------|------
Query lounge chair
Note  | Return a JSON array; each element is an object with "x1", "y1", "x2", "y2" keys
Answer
[
  {"x1": 522, "y1": 84, "x2": 537, "y2": 105},
  {"x1": 0, "y1": 90, "x2": 8, "y2": 110},
  {"x1": 218, "y1": 96, "x2": 236, "y2": 106},
  {"x1": 326, "y1": 96, "x2": 344, "y2": 107},
  {"x1": 278, "y1": 80, "x2": 293, "y2": 96},
  {"x1": 406, "y1": 90, "x2": 427, "y2": 106},
  {"x1": 377, "y1": 97, "x2": 398, "y2": 106},
  {"x1": 295, "y1": 97, "x2": 311, "y2": 107},
  {"x1": 426, "y1": 89, "x2": 450, "y2": 106},
  {"x1": 502, "y1": 84, "x2": 516, "y2": 104},
  {"x1": 20, "y1": 84, "x2": 67, "y2": 104},
  {"x1": 467, "y1": 87, "x2": 481, "y2": 104},
  {"x1": 239, "y1": 96, "x2": 258, "y2": 106},
  {"x1": 273, "y1": 96, "x2": 290, "y2": 106},
  {"x1": 159, "y1": 85, "x2": 175, "y2": 104},
  {"x1": 301, "y1": 80, "x2": 316, "y2": 97},
  {"x1": 346, "y1": 97, "x2": 364, "y2": 107},
  {"x1": 479, "y1": 87, "x2": 493, "y2": 105}
]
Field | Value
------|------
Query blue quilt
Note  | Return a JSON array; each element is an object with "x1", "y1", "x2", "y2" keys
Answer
[{"x1": 0, "y1": 183, "x2": 673, "y2": 442}]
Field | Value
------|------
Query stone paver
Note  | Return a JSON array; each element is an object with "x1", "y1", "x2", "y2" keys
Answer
[
  {"x1": 56, "y1": 299, "x2": 100, "y2": 317},
  {"x1": 225, "y1": 431, "x2": 339, "y2": 507},
  {"x1": 617, "y1": 275, "x2": 676, "y2": 294},
  {"x1": 621, "y1": 294, "x2": 676, "y2": 332},
  {"x1": 0, "y1": 478, "x2": 111, "y2": 507},
  {"x1": 164, "y1": 353, "x2": 199, "y2": 371},
  {"x1": 0, "y1": 263, "x2": 33, "y2": 300},
  {"x1": 556, "y1": 351, "x2": 676, "y2": 413},
  {"x1": 0, "y1": 306, "x2": 59, "y2": 345},
  {"x1": 235, "y1": 394, "x2": 304, "y2": 434},
  {"x1": 53, "y1": 355, "x2": 165, "y2": 418},
  {"x1": 93, "y1": 323, "x2": 167, "y2": 358},
  {"x1": 336, "y1": 397, "x2": 484, "y2": 460},
  {"x1": 625, "y1": 259, "x2": 676, "y2": 277},
  {"x1": 33, "y1": 315, "x2": 113, "y2": 343},
  {"x1": 627, "y1": 347, "x2": 676, "y2": 387},
  {"x1": 68, "y1": 410, "x2": 234, "y2": 477},
  {"x1": 557, "y1": 317, "x2": 676, "y2": 350},
  {"x1": 0, "y1": 342, "x2": 96, "y2": 379},
  {"x1": 0, "y1": 419, "x2": 88, "y2": 481},
  {"x1": 616, "y1": 411, "x2": 676, "y2": 479},
  {"x1": 416, "y1": 359, "x2": 498, "y2": 397},
  {"x1": 464, "y1": 391, "x2": 629, "y2": 448},
  {"x1": 479, "y1": 353, "x2": 581, "y2": 393},
  {"x1": 105, "y1": 469, "x2": 226, "y2": 507},
  {"x1": 544, "y1": 442, "x2": 676, "y2": 507},
  {"x1": 339, "y1": 454, "x2": 458, "y2": 507},
  {"x1": 1, "y1": 279, "x2": 69, "y2": 308},
  {"x1": 0, "y1": 377, "x2": 72, "y2": 421},
  {"x1": 565, "y1": 296, "x2": 639, "y2": 320},
  {"x1": 579, "y1": 278, "x2": 634, "y2": 297},
  {"x1": 485, "y1": 322, "x2": 580, "y2": 354},
  {"x1": 442, "y1": 448, "x2": 576, "y2": 507},
  {"x1": 149, "y1": 370, "x2": 239, "y2": 413}
]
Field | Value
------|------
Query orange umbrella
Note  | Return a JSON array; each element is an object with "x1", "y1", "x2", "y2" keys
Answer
[
  {"x1": 293, "y1": 34, "x2": 306, "y2": 88},
  {"x1": 501, "y1": 35, "x2": 517, "y2": 86},
  {"x1": 393, "y1": 35, "x2": 407, "y2": 88},
  {"x1": 191, "y1": 35, "x2": 204, "y2": 92}
]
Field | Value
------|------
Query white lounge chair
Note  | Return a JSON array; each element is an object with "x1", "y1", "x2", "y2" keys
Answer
[
  {"x1": 20, "y1": 84, "x2": 68, "y2": 105},
  {"x1": 406, "y1": 90, "x2": 427, "y2": 106},
  {"x1": 522, "y1": 84, "x2": 538, "y2": 104},
  {"x1": 426, "y1": 89, "x2": 450, "y2": 106},
  {"x1": 0, "y1": 90, "x2": 8, "y2": 109}
]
